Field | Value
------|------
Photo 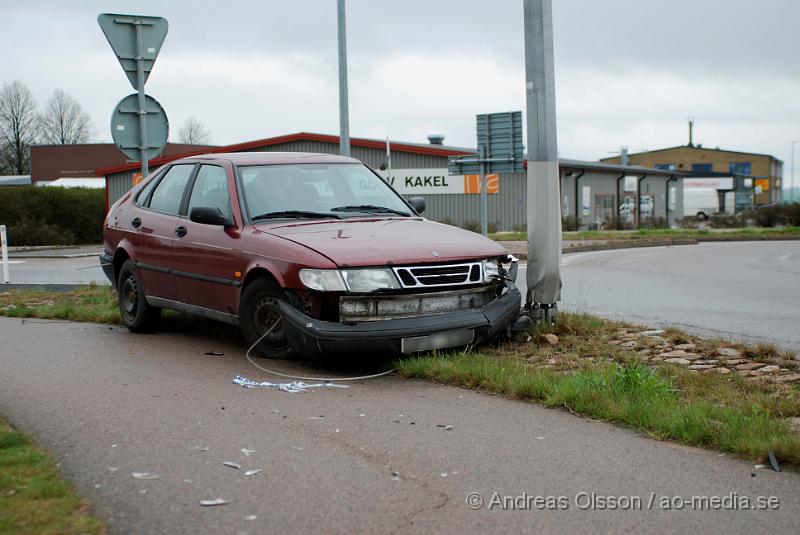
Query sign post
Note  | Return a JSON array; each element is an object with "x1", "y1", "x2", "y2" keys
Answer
[
  {"x1": 0, "y1": 225, "x2": 8, "y2": 284},
  {"x1": 523, "y1": 0, "x2": 561, "y2": 323},
  {"x1": 98, "y1": 13, "x2": 169, "y2": 176},
  {"x1": 448, "y1": 111, "x2": 523, "y2": 235}
]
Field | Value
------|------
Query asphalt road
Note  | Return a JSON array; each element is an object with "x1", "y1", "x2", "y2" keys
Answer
[
  {"x1": 517, "y1": 241, "x2": 800, "y2": 351},
  {"x1": 1, "y1": 317, "x2": 798, "y2": 534},
  {"x1": 1, "y1": 254, "x2": 109, "y2": 285}
]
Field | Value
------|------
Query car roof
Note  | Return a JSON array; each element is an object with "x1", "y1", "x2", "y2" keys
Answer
[{"x1": 176, "y1": 152, "x2": 360, "y2": 166}]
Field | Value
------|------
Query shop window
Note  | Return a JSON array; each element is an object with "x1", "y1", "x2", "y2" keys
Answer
[{"x1": 729, "y1": 162, "x2": 752, "y2": 175}]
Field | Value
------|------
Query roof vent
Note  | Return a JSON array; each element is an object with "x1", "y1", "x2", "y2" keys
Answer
[{"x1": 427, "y1": 134, "x2": 445, "y2": 145}]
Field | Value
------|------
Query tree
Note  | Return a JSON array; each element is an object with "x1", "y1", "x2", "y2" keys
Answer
[
  {"x1": 39, "y1": 90, "x2": 93, "y2": 145},
  {"x1": 177, "y1": 117, "x2": 212, "y2": 145},
  {"x1": 0, "y1": 80, "x2": 39, "y2": 175}
]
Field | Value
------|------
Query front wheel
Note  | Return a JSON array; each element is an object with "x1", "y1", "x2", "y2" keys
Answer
[
  {"x1": 117, "y1": 259, "x2": 161, "y2": 332},
  {"x1": 240, "y1": 278, "x2": 296, "y2": 359}
]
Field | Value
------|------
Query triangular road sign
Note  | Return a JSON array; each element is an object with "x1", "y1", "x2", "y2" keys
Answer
[{"x1": 98, "y1": 13, "x2": 168, "y2": 90}]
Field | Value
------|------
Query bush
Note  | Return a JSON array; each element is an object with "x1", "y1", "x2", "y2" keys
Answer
[
  {"x1": 708, "y1": 213, "x2": 742, "y2": 228},
  {"x1": 0, "y1": 186, "x2": 104, "y2": 246},
  {"x1": 462, "y1": 219, "x2": 481, "y2": 233},
  {"x1": 639, "y1": 217, "x2": 668, "y2": 229},
  {"x1": 561, "y1": 215, "x2": 581, "y2": 231},
  {"x1": 745, "y1": 203, "x2": 800, "y2": 228}
]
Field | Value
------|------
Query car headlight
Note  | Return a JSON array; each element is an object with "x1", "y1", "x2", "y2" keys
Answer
[
  {"x1": 341, "y1": 269, "x2": 400, "y2": 292},
  {"x1": 482, "y1": 259, "x2": 501, "y2": 282},
  {"x1": 299, "y1": 268, "x2": 400, "y2": 292},
  {"x1": 298, "y1": 269, "x2": 347, "y2": 292}
]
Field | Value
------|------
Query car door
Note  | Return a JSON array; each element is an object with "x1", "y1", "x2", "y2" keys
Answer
[
  {"x1": 133, "y1": 163, "x2": 196, "y2": 303},
  {"x1": 172, "y1": 162, "x2": 245, "y2": 316}
]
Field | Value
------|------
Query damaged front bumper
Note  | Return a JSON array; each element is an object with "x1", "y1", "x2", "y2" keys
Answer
[{"x1": 279, "y1": 282, "x2": 521, "y2": 358}]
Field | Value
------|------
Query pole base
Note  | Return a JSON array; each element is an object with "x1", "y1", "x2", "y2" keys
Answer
[{"x1": 521, "y1": 302, "x2": 558, "y2": 325}]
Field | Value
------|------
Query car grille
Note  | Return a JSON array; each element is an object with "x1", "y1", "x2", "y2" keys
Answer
[{"x1": 393, "y1": 262, "x2": 483, "y2": 289}]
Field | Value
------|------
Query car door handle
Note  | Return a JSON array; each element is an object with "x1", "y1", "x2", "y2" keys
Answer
[
  {"x1": 175, "y1": 226, "x2": 187, "y2": 237},
  {"x1": 131, "y1": 217, "x2": 141, "y2": 228}
]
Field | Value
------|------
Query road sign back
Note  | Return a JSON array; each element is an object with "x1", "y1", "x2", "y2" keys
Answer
[
  {"x1": 111, "y1": 94, "x2": 169, "y2": 162},
  {"x1": 98, "y1": 13, "x2": 168, "y2": 90}
]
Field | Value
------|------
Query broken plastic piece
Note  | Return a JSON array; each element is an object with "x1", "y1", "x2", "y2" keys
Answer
[
  {"x1": 205, "y1": 350, "x2": 224, "y2": 356},
  {"x1": 768, "y1": 450, "x2": 781, "y2": 472},
  {"x1": 233, "y1": 375, "x2": 350, "y2": 393},
  {"x1": 245, "y1": 469, "x2": 262, "y2": 476},
  {"x1": 223, "y1": 461, "x2": 241, "y2": 469},
  {"x1": 131, "y1": 472, "x2": 159, "y2": 480},
  {"x1": 241, "y1": 448, "x2": 255, "y2": 456},
  {"x1": 200, "y1": 498, "x2": 229, "y2": 506}
]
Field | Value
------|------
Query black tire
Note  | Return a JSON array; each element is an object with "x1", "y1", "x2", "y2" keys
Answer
[
  {"x1": 240, "y1": 278, "x2": 296, "y2": 359},
  {"x1": 117, "y1": 259, "x2": 161, "y2": 332}
]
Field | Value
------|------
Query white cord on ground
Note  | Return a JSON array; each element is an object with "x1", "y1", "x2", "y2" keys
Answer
[{"x1": 245, "y1": 316, "x2": 396, "y2": 382}]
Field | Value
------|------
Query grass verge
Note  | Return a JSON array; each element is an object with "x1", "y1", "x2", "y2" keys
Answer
[
  {"x1": 0, "y1": 418, "x2": 104, "y2": 534},
  {"x1": 395, "y1": 313, "x2": 800, "y2": 467},
  {"x1": 0, "y1": 285, "x2": 119, "y2": 324},
  {"x1": 490, "y1": 226, "x2": 800, "y2": 242}
]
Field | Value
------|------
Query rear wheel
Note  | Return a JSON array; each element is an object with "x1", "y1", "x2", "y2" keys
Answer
[
  {"x1": 240, "y1": 278, "x2": 296, "y2": 359},
  {"x1": 117, "y1": 259, "x2": 161, "y2": 332}
]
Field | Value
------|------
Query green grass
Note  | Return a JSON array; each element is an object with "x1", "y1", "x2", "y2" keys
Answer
[
  {"x1": 0, "y1": 284, "x2": 119, "y2": 324},
  {"x1": 490, "y1": 226, "x2": 800, "y2": 242},
  {"x1": 395, "y1": 313, "x2": 800, "y2": 467},
  {"x1": 0, "y1": 418, "x2": 104, "y2": 534}
]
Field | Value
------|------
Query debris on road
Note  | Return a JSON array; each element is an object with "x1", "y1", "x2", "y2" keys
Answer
[
  {"x1": 205, "y1": 350, "x2": 224, "y2": 356},
  {"x1": 223, "y1": 461, "x2": 241, "y2": 469},
  {"x1": 245, "y1": 469, "x2": 262, "y2": 477},
  {"x1": 241, "y1": 448, "x2": 256, "y2": 456},
  {"x1": 768, "y1": 450, "x2": 781, "y2": 472},
  {"x1": 436, "y1": 424, "x2": 454, "y2": 431},
  {"x1": 233, "y1": 375, "x2": 350, "y2": 393},
  {"x1": 131, "y1": 472, "x2": 159, "y2": 480},
  {"x1": 199, "y1": 498, "x2": 229, "y2": 507}
]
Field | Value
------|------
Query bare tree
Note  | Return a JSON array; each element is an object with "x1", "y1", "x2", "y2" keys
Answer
[
  {"x1": 39, "y1": 89, "x2": 93, "y2": 145},
  {"x1": 0, "y1": 80, "x2": 39, "y2": 175},
  {"x1": 177, "y1": 117, "x2": 212, "y2": 145}
]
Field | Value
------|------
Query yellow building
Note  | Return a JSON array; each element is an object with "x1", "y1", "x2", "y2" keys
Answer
[{"x1": 601, "y1": 145, "x2": 782, "y2": 205}]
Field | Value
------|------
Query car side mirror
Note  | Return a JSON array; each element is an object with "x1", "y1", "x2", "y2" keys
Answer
[
  {"x1": 190, "y1": 206, "x2": 232, "y2": 226},
  {"x1": 408, "y1": 196, "x2": 426, "y2": 214}
]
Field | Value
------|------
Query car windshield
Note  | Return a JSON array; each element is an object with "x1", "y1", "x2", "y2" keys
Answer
[{"x1": 239, "y1": 163, "x2": 411, "y2": 221}]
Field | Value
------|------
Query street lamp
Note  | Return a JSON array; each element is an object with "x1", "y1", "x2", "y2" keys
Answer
[{"x1": 792, "y1": 141, "x2": 799, "y2": 203}]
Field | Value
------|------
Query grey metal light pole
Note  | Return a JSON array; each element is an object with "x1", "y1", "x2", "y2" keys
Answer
[
  {"x1": 523, "y1": 0, "x2": 561, "y2": 322},
  {"x1": 791, "y1": 140, "x2": 799, "y2": 203},
  {"x1": 337, "y1": 0, "x2": 351, "y2": 157},
  {"x1": 134, "y1": 21, "x2": 149, "y2": 176}
]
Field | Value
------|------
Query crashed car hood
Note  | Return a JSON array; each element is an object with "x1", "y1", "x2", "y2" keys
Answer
[{"x1": 257, "y1": 217, "x2": 508, "y2": 267}]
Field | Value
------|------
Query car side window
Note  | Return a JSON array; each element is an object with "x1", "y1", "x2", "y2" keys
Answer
[
  {"x1": 187, "y1": 165, "x2": 232, "y2": 220},
  {"x1": 148, "y1": 164, "x2": 195, "y2": 214}
]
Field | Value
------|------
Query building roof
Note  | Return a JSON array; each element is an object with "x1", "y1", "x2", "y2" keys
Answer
[
  {"x1": 95, "y1": 132, "x2": 475, "y2": 176},
  {"x1": 32, "y1": 143, "x2": 216, "y2": 182},
  {"x1": 558, "y1": 158, "x2": 686, "y2": 177},
  {"x1": 599, "y1": 144, "x2": 782, "y2": 163}
]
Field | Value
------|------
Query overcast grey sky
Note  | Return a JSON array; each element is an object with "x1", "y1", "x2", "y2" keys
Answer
[{"x1": 2, "y1": 1, "x2": 799, "y2": 183}]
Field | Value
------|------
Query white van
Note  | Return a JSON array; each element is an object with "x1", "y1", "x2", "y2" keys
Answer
[{"x1": 683, "y1": 188, "x2": 719, "y2": 219}]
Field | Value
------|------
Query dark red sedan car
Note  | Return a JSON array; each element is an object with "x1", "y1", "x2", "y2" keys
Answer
[{"x1": 101, "y1": 152, "x2": 521, "y2": 359}]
